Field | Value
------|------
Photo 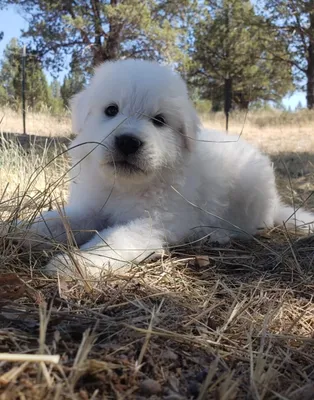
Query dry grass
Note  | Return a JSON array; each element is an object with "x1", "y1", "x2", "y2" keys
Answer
[
  {"x1": 202, "y1": 109, "x2": 314, "y2": 154},
  {"x1": 1, "y1": 107, "x2": 314, "y2": 153},
  {"x1": 0, "y1": 110, "x2": 314, "y2": 399},
  {"x1": 0, "y1": 107, "x2": 72, "y2": 137}
]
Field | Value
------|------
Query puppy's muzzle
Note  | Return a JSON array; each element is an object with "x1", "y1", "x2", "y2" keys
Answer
[{"x1": 115, "y1": 134, "x2": 143, "y2": 156}]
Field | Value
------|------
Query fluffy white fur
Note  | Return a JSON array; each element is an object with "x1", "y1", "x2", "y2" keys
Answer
[{"x1": 23, "y1": 59, "x2": 314, "y2": 277}]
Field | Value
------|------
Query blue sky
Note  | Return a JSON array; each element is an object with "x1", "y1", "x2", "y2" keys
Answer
[{"x1": 0, "y1": 7, "x2": 307, "y2": 110}]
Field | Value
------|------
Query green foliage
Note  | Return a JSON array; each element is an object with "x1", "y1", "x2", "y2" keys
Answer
[
  {"x1": 13, "y1": 52, "x2": 50, "y2": 111},
  {"x1": 258, "y1": 0, "x2": 314, "y2": 109},
  {"x1": 5, "y1": 0, "x2": 189, "y2": 73},
  {"x1": 193, "y1": 99, "x2": 213, "y2": 115},
  {"x1": 0, "y1": 85, "x2": 7, "y2": 105},
  {"x1": 0, "y1": 38, "x2": 20, "y2": 107},
  {"x1": 48, "y1": 79, "x2": 64, "y2": 114},
  {"x1": 0, "y1": 1, "x2": 4, "y2": 41},
  {"x1": 0, "y1": 0, "x2": 309, "y2": 112},
  {"x1": 191, "y1": 0, "x2": 294, "y2": 110},
  {"x1": 258, "y1": 0, "x2": 313, "y2": 78},
  {"x1": 60, "y1": 54, "x2": 86, "y2": 108},
  {"x1": 0, "y1": 38, "x2": 50, "y2": 110},
  {"x1": 249, "y1": 100, "x2": 276, "y2": 111},
  {"x1": 50, "y1": 79, "x2": 61, "y2": 99}
]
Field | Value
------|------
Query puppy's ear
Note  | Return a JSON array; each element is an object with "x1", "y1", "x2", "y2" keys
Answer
[
  {"x1": 70, "y1": 89, "x2": 90, "y2": 135},
  {"x1": 181, "y1": 100, "x2": 200, "y2": 151}
]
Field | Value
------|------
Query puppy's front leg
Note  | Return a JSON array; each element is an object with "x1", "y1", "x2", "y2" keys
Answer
[
  {"x1": 14, "y1": 207, "x2": 105, "y2": 250},
  {"x1": 45, "y1": 218, "x2": 165, "y2": 277}
]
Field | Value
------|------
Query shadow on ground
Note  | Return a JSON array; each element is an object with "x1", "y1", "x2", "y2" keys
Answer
[
  {"x1": 0, "y1": 131, "x2": 71, "y2": 149},
  {"x1": 271, "y1": 152, "x2": 314, "y2": 209}
]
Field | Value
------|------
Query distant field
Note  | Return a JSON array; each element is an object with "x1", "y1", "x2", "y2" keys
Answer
[
  {"x1": 1, "y1": 107, "x2": 314, "y2": 153},
  {"x1": 0, "y1": 107, "x2": 72, "y2": 137},
  {"x1": 202, "y1": 109, "x2": 314, "y2": 154}
]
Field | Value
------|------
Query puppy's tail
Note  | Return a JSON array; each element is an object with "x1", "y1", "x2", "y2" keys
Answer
[{"x1": 274, "y1": 203, "x2": 314, "y2": 232}]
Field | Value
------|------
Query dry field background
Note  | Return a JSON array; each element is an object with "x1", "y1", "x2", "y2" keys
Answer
[{"x1": 0, "y1": 108, "x2": 313, "y2": 399}]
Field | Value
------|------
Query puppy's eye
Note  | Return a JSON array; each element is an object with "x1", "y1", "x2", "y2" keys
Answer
[
  {"x1": 152, "y1": 114, "x2": 166, "y2": 127},
  {"x1": 105, "y1": 104, "x2": 119, "y2": 117}
]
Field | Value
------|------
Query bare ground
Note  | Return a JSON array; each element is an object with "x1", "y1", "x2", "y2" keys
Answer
[{"x1": 0, "y1": 110, "x2": 313, "y2": 399}]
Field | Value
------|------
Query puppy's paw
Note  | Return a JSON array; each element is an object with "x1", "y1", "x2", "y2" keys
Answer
[
  {"x1": 207, "y1": 230, "x2": 231, "y2": 245},
  {"x1": 43, "y1": 252, "x2": 105, "y2": 279},
  {"x1": 44, "y1": 254, "x2": 76, "y2": 277},
  {"x1": 43, "y1": 250, "x2": 135, "y2": 279}
]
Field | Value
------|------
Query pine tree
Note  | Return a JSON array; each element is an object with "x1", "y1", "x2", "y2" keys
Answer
[
  {"x1": 0, "y1": 39, "x2": 51, "y2": 110},
  {"x1": 12, "y1": 50, "x2": 50, "y2": 111},
  {"x1": 0, "y1": 1, "x2": 3, "y2": 42},
  {"x1": 191, "y1": 0, "x2": 294, "y2": 110},
  {"x1": 60, "y1": 54, "x2": 86, "y2": 108},
  {"x1": 258, "y1": 0, "x2": 314, "y2": 109},
  {"x1": 50, "y1": 79, "x2": 61, "y2": 99},
  {"x1": 48, "y1": 78, "x2": 64, "y2": 113},
  {"x1": 4, "y1": 0, "x2": 190, "y2": 73},
  {"x1": 0, "y1": 38, "x2": 21, "y2": 107}
]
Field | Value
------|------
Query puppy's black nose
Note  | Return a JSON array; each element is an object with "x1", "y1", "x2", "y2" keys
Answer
[{"x1": 115, "y1": 134, "x2": 143, "y2": 156}]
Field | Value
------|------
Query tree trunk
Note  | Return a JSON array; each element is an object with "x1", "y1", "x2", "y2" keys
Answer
[
  {"x1": 238, "y1": 100, "x2": 249, "y2": 110},
  {"x1": 91, "y1": 0, "x2": 103, "y2": 65},
  {"x1": 306, "y1": 7, "x2": 314, "y2": 109},
  {"x1": 92, "y1": 0, "x2": 122, "y2": 66},
  {"x1": 234, "y1": 92, "x2": 250, "y2": 110},
  {"x1": 307, "y1": 45, "x2": 314, "y2": 109}
]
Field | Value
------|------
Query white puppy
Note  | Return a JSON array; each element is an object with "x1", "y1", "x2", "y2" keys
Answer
[{"x1": 23, "y1": 59, "x2": 314, "y2": 277}]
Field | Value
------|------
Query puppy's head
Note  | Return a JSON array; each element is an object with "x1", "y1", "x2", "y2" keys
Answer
[{"x1": 70, "y1": 59, "x2": 200, "y2": 185}]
